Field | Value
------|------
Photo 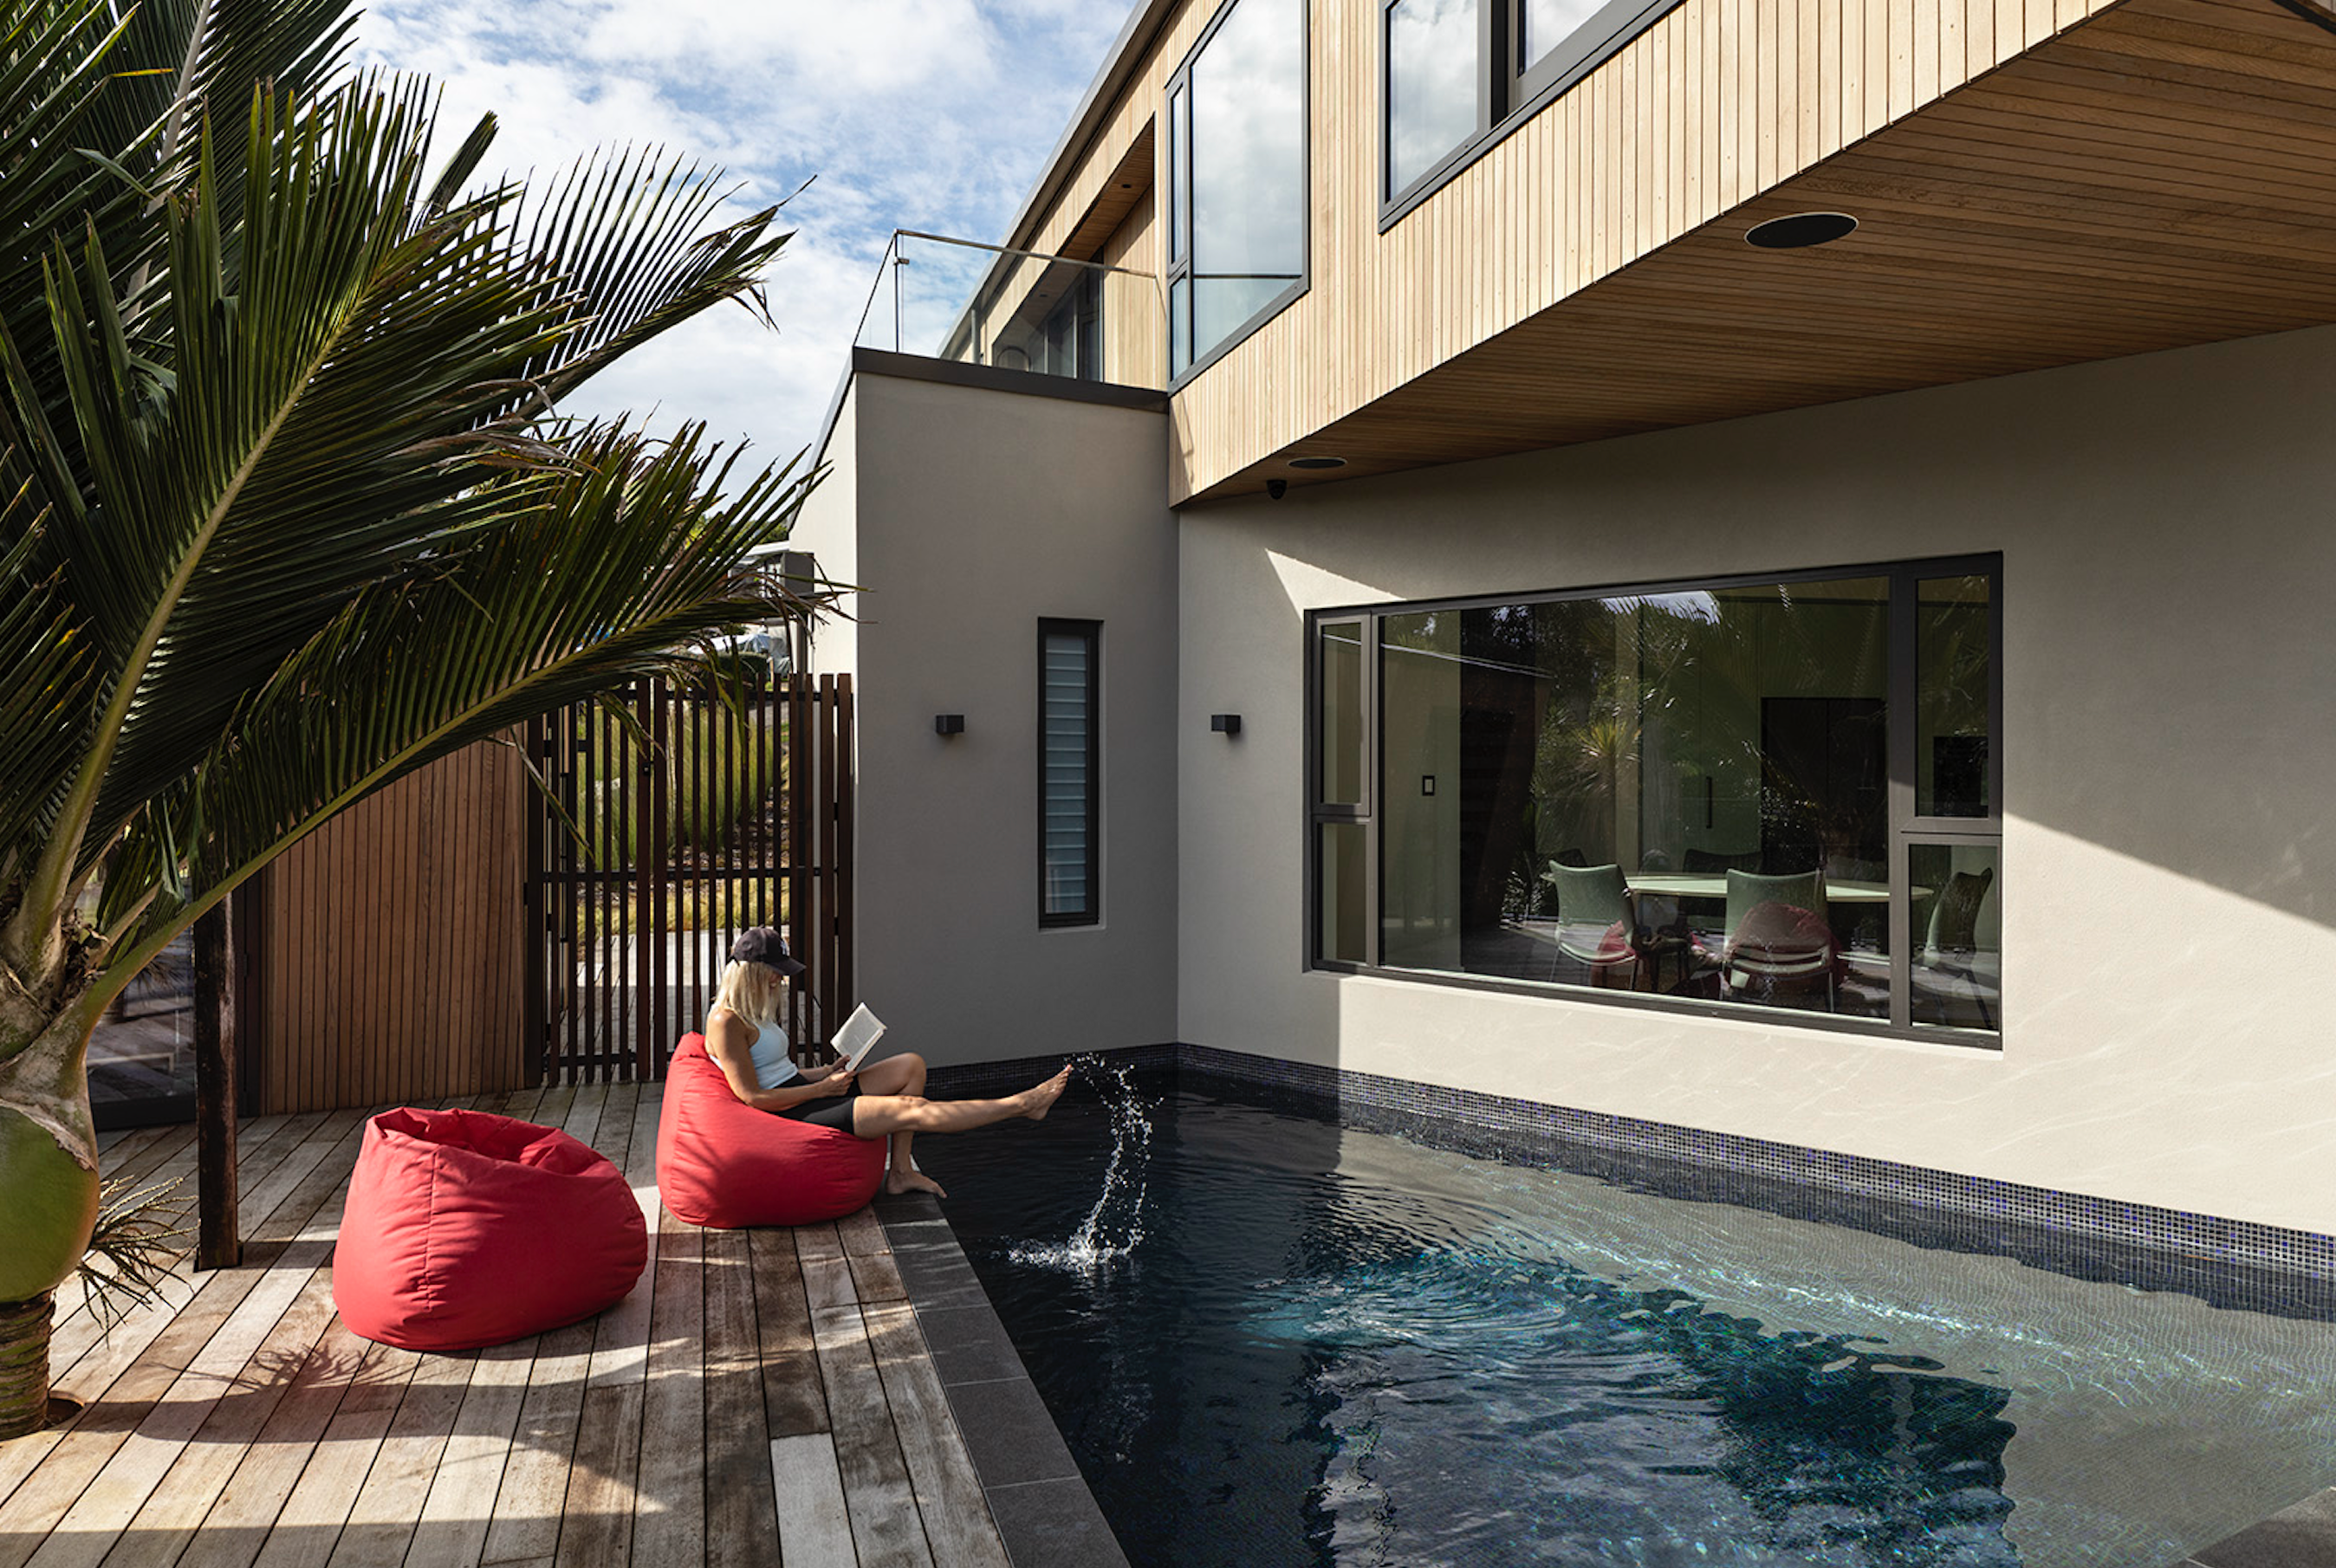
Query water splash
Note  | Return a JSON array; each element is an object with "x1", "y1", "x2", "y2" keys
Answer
[{"x1": 1009, "y1": 1057, "x2": 1156, "y2": 1275}]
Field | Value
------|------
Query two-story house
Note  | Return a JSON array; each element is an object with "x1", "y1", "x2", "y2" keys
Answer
[{"x1": 788, "y1": 0, "x2": 2336, "y2": 1254}]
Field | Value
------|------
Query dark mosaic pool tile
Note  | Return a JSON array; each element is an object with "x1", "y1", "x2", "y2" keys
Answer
[
  {"x1": 983, "y1": 1476, "x2": 1132, "y2": 1568},
  {"x1": 1167, "y1": 1043, "x2": 2336, "y2": 1320}
]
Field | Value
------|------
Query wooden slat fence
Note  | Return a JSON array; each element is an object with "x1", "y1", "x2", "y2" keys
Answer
[
  {"x1": 252, "y1": 741, "x2": 528, "y2": 1115},
  {"x1": 523, "y1": 671, "x2": 856, "y2": 1085}
]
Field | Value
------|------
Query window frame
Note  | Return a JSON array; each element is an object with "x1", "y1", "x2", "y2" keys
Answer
[
  {"x1": 1379, "y1": 0, "x2": 1697, "y2": 228},
  {"x1": 1165, "y1": 0, "x2": 1314, "y2": 390},
  {"x1": 1038, "y1": 619, "x2": 1103, "y2": 929},
  {"x1": 1305, "y1": 554, "x2": 2005, "y2": 1046}
]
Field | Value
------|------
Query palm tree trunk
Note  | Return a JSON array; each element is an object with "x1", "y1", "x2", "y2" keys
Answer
[
  {"x1": 0, "y1": 1293, "x2": 55, "y2": 1440},
  {"x1": 0, "y1": 1008, "x2": 103, "y2": 1439}
]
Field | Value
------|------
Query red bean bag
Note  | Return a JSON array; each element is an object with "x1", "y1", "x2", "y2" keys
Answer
[
  {"x1": 656, "y1": 1033, "x2": 886, "y2": 1228},
  {"x1": 334, "y1": 1107, "x2": 646, "y2": 1351}
]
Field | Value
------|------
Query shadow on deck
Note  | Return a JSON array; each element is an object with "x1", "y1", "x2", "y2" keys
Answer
[{"x1": 0, "y1": 1081, "x2": 1012, "y2": 1568}]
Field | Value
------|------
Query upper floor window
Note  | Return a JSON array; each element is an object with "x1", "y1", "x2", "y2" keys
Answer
[
  {"x1": 1167, "y1": 0, "x2": 1308, "y2": 382},
  {"x1": 1383, "y1": 0, "x2": 1689, "y2": 209}
]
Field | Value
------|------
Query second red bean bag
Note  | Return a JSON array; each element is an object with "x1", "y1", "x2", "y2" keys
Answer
[
  {"x1": 656, "y1": 1033, "x2": 886, "y2": 1228},
  {"x1": 334, "y1": 1107, "x2": 646, "y2": 1351}
]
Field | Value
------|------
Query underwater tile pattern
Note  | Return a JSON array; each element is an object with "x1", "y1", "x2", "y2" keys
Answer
[{"x1": 929, "y1": 1044, "x2": 2335, "y2": 1319}]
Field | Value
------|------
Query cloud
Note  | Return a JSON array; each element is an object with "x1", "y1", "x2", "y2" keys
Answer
[{"x1": 353, "y1": 0, "x2": 1139, "y2": 473}]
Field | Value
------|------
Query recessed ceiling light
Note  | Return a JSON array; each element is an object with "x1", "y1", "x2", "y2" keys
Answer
[
  {"x1": 1746, "y1": 211, "x2": 1858, "y2": 249},
  {"x1": 1288, "y1": 456, "x2": 1346, "y2": 470}
]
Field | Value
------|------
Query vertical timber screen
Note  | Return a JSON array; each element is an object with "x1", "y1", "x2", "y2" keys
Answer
[{"x1": 524, "y1": 671, "x2": 854, "y2": 1082}]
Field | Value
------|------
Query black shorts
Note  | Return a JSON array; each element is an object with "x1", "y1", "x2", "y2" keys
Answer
[{"x1": 780, "y1": 1090, "x2": 863, "y2": 1135}]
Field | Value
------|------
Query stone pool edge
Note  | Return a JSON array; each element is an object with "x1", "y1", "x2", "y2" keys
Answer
[{"x1": 871, "y1": 1189, "x2": 1132, "y2": 1568}]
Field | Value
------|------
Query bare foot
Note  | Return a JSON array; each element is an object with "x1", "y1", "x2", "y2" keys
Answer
[
  {"x1": 1021, "y1": 1066, "x2": 1073, "y2": 1121},
  {"x1": 886, "y1": 1168, "x2": 946, "y2": 1197}
]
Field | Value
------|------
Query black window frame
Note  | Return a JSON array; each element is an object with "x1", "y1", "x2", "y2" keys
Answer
[
  {"x1": 1306, "y1": 553, "x2": 2005, "y2": 1046},
  {"x1": 1039, "y1": 619, "x2": 1103, "y2": 929},
  {"x1": 1165, "y1": 0, "x2": 1313, "y2": 390},
  {"x1": 1379, "y1": 0, "x2": 1697, "y2": 225}
]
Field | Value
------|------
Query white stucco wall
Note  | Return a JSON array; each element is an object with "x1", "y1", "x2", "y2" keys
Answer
[
  {"x1": 790, "y1": 389, "x2": 860, "y2": 678},
  {"x1": 1178, "y1": 322, "x2": 2336, "y2": 1234},
  {"x1": 792, "y1": 370, "x2": 1179, "y2": 1067}
]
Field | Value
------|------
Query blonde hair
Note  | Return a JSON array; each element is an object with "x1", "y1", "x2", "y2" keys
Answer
[{"x1": 709, "y1": 959, "x2": 784, "y2": 1032}]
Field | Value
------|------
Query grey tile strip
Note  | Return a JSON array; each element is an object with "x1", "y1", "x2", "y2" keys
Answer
[
  {"x1": 873, "y1": 1190, "x2": 1132, "y2": 1568},
  {"x1": 927, "y1": 1042, "x2": 2335, "y2": 1319}
]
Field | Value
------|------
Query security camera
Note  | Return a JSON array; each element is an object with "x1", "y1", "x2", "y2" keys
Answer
[{"x1": 1266, "y1": 478, "x2": 1288, "y2": 501}]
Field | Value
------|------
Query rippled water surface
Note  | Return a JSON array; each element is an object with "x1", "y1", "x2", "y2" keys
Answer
[{"x1": 925, "y1": 1072, "x2": 2336, "y2": 1568}]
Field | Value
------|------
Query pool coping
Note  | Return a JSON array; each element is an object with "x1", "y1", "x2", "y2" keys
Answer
[{"x1": 873, "y1": 1189, "x2": 1131, "y2": 1568}]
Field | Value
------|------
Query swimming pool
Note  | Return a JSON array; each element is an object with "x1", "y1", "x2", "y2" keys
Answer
[{"x1": 924, "y1": 1068, "x2": 2336, "y2": 1568}]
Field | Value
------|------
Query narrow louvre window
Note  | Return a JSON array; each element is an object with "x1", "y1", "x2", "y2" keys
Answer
[{"x1": 1041, "y1": 621, "x2": 1100, "y2": 925}]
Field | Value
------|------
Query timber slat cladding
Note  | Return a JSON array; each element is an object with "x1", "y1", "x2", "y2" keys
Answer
[
  {"x1": 0, "y1": 1085, "x2": 1011, "y2": 1568},
  {"x1": 978, "y1": 0, "x2": 2336, "y2": 503},
  {"x1": 258, "y1": 743, "x2": 526, "y2": 1115}
]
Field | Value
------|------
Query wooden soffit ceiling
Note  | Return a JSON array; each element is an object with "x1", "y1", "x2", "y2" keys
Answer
[{"x1": 1196, "y1": 0, "x2": 2336, "y2": 503}]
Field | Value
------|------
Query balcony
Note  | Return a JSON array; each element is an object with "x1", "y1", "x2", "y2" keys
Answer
[{"x1": 848, "y1": 230, "x2": 1164, "y2": 392}]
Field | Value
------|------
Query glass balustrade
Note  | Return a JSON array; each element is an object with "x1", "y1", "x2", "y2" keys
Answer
[{"x1": 849, "y1": 230, "x2": 1164, "y2": 392}]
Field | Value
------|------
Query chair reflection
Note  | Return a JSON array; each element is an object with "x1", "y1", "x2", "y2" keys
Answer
[
  {"x1": 1715, "y1": 868, "x2": 1840, "y2": 1012},
  {"x1": 1543, "y1": 861, "x2": 1645, "y2": 990}
]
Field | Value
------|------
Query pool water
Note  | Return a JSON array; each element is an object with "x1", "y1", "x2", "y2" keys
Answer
[{"x1": 923, "y1": 1069, "x2": 2336, "y2": 1568}]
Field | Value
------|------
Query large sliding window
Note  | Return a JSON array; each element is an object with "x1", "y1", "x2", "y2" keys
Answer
[
  {"x1": 1380, "y1": 0, "x2": 1690, "y2": 212},
  {"x1": 1041, "y1": 620, "x2": 1101, "y2": 927},
  {"x1": 1166, "y1": 0, "x2": 1308, "y2": 381},
  {"x1": 1309, "y1": 558, "x2": 2003, "y2": 1041}
]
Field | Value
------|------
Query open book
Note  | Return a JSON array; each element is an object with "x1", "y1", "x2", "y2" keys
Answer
[{"x1": 830, "y1": 1003, "x2": 886, "y2": 1072}]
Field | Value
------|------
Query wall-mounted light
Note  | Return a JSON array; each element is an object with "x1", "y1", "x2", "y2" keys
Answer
[
  {"x1": 1210, "y1": 714, "x2": 1243, "y2": 736},
  {"x1": 934, "y1": 714, "x2": 965, "y2": 736}
]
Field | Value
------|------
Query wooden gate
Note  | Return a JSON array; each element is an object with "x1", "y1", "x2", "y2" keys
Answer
[{"x1": 522, "y1": 670, "x2": 854, "y2": 1083}]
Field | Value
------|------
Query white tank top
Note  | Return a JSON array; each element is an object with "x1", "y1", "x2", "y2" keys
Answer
[{"x1": 749, "y1": 1020, "x2": 800, "y2": 1092}]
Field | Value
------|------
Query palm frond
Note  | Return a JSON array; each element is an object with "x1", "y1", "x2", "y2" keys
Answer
[
  {"x1": 509, "y1": 146, "x2": 791, "y2": 410},
  {"x1": 97, "y1": 424, "x2": 815, "y2": 986},
  {"x1": 23, "y1": 80, "x2": 580, "y2": 915}
]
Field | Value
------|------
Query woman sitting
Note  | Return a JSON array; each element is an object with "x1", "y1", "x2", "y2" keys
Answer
[{"x1": 704, "y1": 926, "x2": 1068, "y2": 1197}]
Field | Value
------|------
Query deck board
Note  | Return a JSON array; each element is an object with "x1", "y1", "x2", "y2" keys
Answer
[{"x1": 0, "y1": 1085, "x2": 1014, "y2": 1568}]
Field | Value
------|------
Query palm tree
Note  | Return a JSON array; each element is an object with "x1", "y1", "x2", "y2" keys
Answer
[{"x1": 0, "y1": 0, "x2": 817, "y2": 1436}]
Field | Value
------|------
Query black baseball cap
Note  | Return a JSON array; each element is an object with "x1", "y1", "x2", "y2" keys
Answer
[{"x1": 730, "y1": 926, "x2": 806, "y2": 977}]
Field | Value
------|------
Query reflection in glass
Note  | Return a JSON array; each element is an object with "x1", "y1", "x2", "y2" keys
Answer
[
  {"x1": 1522, "y1": 0, "x2": 1612, "y2": 72},
  {"x1": 1387, "y1": 0, "x2": 1478, "y2": 196},
  {"x1": 1372, "y1": 581, "x2": 1895, "y2": 1019},
  {"x1": 1170, "y1": 277, "x2": 1191, "y2": 378},
  {"x1": 1169, "y1": 86, "x2": 1189, "y2": 263},
  {"x1": 1319, "y1": 619, "x2": 1366, "y2": 807},
  {"x1": 88, "y1": 931, "x2": 198, "y2": 1115},
  {"x1": 1918, "y1": 574, "x2": 1992, "y2": 818},
  {"x1": 1188, "y1": 0, "x2": 1306, "y2": 362},
  {"x1": 1910, "y1": 843, "x2": 2000, "y2": 1031},
  {"x1": 1320, "y1": 822, "x2": 1369, "y2": 962}
]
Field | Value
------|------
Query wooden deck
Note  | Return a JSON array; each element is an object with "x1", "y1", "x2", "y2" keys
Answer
[{"x1": 0, "y1": 1083, "x2": 1013, "y2": 1568}]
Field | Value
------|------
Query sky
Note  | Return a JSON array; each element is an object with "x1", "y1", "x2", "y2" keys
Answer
[{"x1": 353, "y1": 0, "x2": 1141, "y2": 478}]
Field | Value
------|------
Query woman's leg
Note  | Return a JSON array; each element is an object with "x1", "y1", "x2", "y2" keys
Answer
[
  {"x1": 849, "y1": 1066, "x2": 1072, "y2": 1197},
  {"x1": 853, "y1": 1053, "x2": 931, "y2": 1193}
]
